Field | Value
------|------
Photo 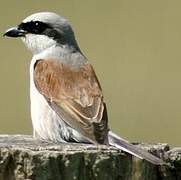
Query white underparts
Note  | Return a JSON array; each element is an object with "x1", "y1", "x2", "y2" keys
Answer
[{"x1": 28, "y1": 36, "x2": 88, "y2": 143}]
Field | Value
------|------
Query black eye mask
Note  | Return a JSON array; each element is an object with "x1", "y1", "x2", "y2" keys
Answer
[{"x1": 18, "y1": 21, "x2": 51, "y2": 34}]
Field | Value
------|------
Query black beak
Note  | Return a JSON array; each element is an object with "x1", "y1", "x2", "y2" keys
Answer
[{"x1": 3, "y1": 27, "x2": 26, "y2": 38}]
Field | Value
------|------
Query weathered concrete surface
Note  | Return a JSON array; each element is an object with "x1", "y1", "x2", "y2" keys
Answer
[{"x1": 0, "y1": 135, "x2": 180, "y2": 180}]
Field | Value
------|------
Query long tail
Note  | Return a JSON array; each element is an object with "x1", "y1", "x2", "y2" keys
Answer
[{"x1": 108, "y1": 131, "x2": 165, "y2": 165}]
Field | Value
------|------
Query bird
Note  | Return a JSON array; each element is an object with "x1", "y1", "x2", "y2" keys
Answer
[{"x1": 3, "y1": 12, "x2": 164, "y2": 165}]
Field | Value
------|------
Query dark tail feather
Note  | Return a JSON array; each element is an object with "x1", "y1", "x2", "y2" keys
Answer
[{"x1": 108, "y1": 131, "x2": 165, "y2": 165}]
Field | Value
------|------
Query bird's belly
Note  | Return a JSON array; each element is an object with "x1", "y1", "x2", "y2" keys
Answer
[{"x1": 30, "y1": 83, "x2": 70, "y2": 142}]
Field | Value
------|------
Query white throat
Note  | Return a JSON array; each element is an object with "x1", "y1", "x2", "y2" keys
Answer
[
  {"x1": 22, "y1": 34, "x2": 87, "y2": 68},
  {"x1": 22, "y1": 34, "x2": 56, "y2": 55}
]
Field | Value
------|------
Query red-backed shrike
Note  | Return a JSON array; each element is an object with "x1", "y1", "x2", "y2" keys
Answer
[{"x1": 4, "y1": 12, "x2": 164, "y2": 165}]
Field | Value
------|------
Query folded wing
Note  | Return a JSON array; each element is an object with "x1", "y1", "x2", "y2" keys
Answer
[{"x1": 34, "y1": 59, "x2": 108, "y2": 144}]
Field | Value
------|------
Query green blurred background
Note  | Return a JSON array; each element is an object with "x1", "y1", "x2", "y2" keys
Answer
[{"x1": 0, "y1": 0, "x2": 181, "y2": 146}]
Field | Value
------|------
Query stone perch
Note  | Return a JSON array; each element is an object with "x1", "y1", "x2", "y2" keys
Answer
[{"x1": 0, "y1": 135, "x2": 180, "y2": 180}]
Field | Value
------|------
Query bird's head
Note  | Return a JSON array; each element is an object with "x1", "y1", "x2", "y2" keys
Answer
[{"x1": 4, "y1": 12, "x2": 80, "y2": 55}]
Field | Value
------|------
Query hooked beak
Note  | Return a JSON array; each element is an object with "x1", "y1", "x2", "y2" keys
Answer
[{"x1": 3, "y1": 27, "x2": 26, "y2": 38}]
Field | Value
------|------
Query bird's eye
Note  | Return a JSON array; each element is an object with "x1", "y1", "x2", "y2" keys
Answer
[{"x1": 18, "y1": 21, "x2": 50, "y2": 34}]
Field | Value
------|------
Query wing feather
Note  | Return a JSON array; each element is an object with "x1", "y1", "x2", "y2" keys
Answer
[{"x1": 34, "y1": 59, "x2": 108, "y2": 144}]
